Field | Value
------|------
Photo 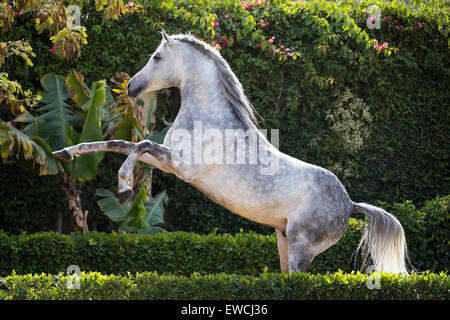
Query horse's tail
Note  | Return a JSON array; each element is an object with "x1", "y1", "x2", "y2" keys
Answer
[{"x1": 352, "y1": 202, "x2": 410, "y2": 275}]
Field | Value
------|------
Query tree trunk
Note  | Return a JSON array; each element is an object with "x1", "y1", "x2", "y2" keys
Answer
[
  {"x1": 56, "y1": 211, "x2": 63, "y2": 234},
  {"x1": 60, "y1": 172, "x2": 88, "y2": 233}
]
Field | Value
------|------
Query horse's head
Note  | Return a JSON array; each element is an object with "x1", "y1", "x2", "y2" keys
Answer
[{"x1": 127, "y1": 29, "x2": 181, "y2": 97}]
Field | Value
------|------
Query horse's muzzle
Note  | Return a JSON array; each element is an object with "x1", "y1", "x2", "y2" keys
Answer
[{"x1": 127, "y1": 78, "x2": 143, "y2": 98}]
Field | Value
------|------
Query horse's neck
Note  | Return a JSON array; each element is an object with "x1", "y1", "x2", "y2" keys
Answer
[{"x1": 176, "y1": 75, "x2": 244, "y2": 131}]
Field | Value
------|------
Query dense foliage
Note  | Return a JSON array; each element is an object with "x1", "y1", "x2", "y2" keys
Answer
[
  {"x1": 0, "y1": 0, "x2": 449, "y2": 235},
  {"x1": 0, "y1": 195, "x2": 447, "y2": 276},
  {"x1": 1, "y1": 270, "x2": 448, "y2": 300}
]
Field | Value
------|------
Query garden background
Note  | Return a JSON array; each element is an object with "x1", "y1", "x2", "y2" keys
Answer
[{"x1": 0, "y1": 0, "x2": 448, "y2": 299}]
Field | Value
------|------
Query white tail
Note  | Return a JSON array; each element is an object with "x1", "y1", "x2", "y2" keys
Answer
[{"x1": 353, "y1": 202, "x2": 410, "y2": 275}]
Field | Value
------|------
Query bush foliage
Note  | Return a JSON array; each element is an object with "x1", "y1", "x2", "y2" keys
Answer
[
  {"x1": 1, "y1": 270, "x2": 448, "y2": 300},
  {"x1": 0, "y1": 196, "x2": 448, "y2": 276},
  {"x1": 0, "y1": 0, "x2": 449, "y2": 234}
]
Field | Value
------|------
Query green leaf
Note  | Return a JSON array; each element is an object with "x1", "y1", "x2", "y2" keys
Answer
[
  {"x1": 145, "y1": 190, "x2": 169, "y2": 226},
  {"x1": 28, "y1": 73, "x2": 75, "y2": 151},
  {"x1": 72, "y1": 80, "x2": 106, "y2": 180},
  {"x1": 95, "y1": 188, "x2": 129, "y2": 222},
  {"x1": 126, "y1": 183, "x2": 148, "y2": 220},
  {"x1": 65, "y1": 72, "x2": 90, "y2": 108}
]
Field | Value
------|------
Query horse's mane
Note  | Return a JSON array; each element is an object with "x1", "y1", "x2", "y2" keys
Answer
[{"x1": 172, "y1": 34, "x2": 261, "y2": 130}]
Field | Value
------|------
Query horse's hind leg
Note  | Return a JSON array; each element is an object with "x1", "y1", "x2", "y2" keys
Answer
[
  {"x1": 276, "y1": 229, "x2": 289, "y2": 272},
  {"x1": 286, "y1": 232, "x2": 315, "y2": 273},
  {"x1": 286, "y1": 206, "x2": 349, "y2": 273}
]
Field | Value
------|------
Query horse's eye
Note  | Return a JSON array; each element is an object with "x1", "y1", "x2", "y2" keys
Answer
[{"x1": 153, "y1": 54, "x2": 161, "y2": 61}]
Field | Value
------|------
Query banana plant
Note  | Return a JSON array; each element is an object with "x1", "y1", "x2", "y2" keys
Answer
[
  {"x1": 16, "y1": 73, "x2": 109, "y2": 179},
  {"x1": 13, "y1": 72, "x2": 111, "y2": 232},
  {"x1": 1, "y1": 71, "x2": 168, "y2": 234},
  {"x1": 0, "y1": 121, "x2": 63, "y2": 175},
  {"x1": 96, "y1": 183, "x2": 168, "y2": 234}
]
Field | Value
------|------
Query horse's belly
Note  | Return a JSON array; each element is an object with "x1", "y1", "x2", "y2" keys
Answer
[{"x1": 190, "y1": 179, "x2": 289, "y2": 230}]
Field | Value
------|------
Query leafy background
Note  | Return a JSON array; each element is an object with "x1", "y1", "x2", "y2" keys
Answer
[{"x1": 0, "y1": 0, "x2": 448, "y2": 236}]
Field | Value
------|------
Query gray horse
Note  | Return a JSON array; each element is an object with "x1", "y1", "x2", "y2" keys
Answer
[{"x1": 54, "y1": 30, "x2": 409, "y2": 275}]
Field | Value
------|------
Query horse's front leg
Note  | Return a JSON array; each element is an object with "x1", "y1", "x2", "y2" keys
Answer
[
  {"x1": 118, "y1": 140, "x2": 172, "y2": 204},
  {"x1": 52, "y1": 140, "x2": 166, "y2": 169},
  {"x1": 53, "y1": 140, "x2": 135, "y2": 161}
]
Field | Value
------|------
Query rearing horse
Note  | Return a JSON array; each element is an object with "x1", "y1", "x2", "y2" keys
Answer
[{"x1": 54, "y1": 30, "x2": 409, "y2": 275}]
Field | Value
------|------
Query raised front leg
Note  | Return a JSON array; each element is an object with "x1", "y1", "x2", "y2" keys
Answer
[
  {"x1": 53, "y1": 140, "x2": 135, "y2": 161},
  {"x1": 53, "y1": 140, "x2": 167, "y2": 170},
  {"x1": 118, "y1": 140, "x2": 172, "y2": 204}
]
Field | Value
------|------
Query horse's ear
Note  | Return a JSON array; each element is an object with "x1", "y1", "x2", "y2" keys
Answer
[{"x1": 161, "y1": 29, "x2": 172, "y2": 45}]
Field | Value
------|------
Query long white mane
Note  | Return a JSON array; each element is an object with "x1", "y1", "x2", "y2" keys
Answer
[{"x1": 172, "y1": 34, "x2": 261, "y2": 130}]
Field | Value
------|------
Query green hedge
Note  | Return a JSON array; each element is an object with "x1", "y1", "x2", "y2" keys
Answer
[
  {"x1": 0, "y1": 196, "x2": 447, "y2": 276},
  {"x1": 0, "y1": 0, "x2": 449, "y2": 235},
  {"x1": 1, "y1": 270, "x2": 448, "y2": 300}
]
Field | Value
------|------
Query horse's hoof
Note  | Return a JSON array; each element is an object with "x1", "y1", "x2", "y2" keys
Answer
[
  {"x1": 118, "y1": 189, "x2": 133, "y2": 205},
  {"x1": 53, "y1": 149, "x2": 73, "y2": 162}
]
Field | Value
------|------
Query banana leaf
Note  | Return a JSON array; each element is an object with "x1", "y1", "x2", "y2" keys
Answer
[{"x1": 70, "y1": 79, "x2": 106, "y2": 180}]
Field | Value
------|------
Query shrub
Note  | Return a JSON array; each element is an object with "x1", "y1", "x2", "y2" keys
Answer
[
  {"x1": 1, "y1": 270, "x2": 448, "y2": 300},
  {"x1": 0, "y1": 196, "x2": 448, "y2": 277},
  {"x1": 422, "y1": 195, "x2": 449, "y2": 271}
]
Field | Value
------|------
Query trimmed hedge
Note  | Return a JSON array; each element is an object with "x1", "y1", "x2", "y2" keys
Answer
[
  {"x1": 0, "y1": 195, "x2": 448, "y2": 277},
  {"x1": 0, "y1": 0, "x2": 449, "y2": 235},
  {"x1": 0, "y1": 270, "x2": 448, "y2": 300}
]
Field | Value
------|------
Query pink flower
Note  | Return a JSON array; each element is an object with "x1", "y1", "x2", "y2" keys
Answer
[
  {"x1": 268, "y1": 39, "x2": 273, "y2": 44},
  {"x1": 213, "y1": 21, "x2": 219, "y2": 27},
  {"x1": 280, "y1": 45, "x2": 284, "y2": 49},
  {"x1": 49, "y1": 46, "x2": 58, "y2": 53},
  {"x1": 221, "y1": 37, "x2": 227, "y2": 46},
  {"x1": 181, "y1": 7, "x2": 184, "y2": 10},
  {"x1": 394, "y1": 20, "x2": 398, "y2": 23},
  {"x1": 257, "y1": 43, "x2": 261, "y2": 47},
  {"x1": 418, "y1": 22, "x2": 422, "y2": 28},
  {"x1": 274, "y1": 49, "x2": 279, "y2": 53},
  {"x1": 271, "y1": 36, "x2": 275, "y2": 40},
  {"x1": 396, "y1": 26, "x2": 401, "y2": 31},
  {"x1": 285, "y1": 48, "x2": 289, "y2": 51}
]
